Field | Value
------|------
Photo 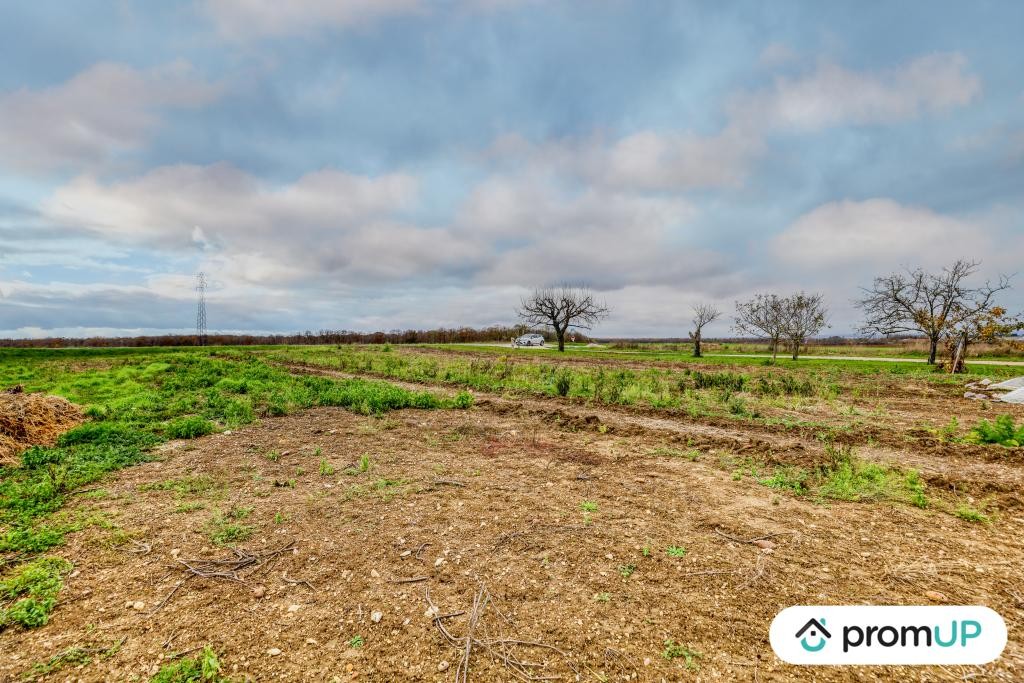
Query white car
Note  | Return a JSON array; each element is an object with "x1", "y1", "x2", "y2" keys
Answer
[{"x1": 514, "y1": 333, "x2": 545, "y2": 347}]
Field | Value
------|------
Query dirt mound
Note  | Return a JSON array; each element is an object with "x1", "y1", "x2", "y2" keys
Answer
[{"x1": 0, "y1": 389, "x2": 83, "y2": 466}]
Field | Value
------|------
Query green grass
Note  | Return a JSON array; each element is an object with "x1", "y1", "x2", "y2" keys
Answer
[
  {"x1": 666, "y1": 545, "x2": 688, "y2": 558},
  {"x1": 0, "y1": 556, "x2": 72, "y2": 629},
  {"x1": 757, "y1": 445, "x2": 929, "y2": 509},
  {"x1": 954, "y1": 504, "x2": 990, "y2": 524},
  {"x1": 150, "y1": 646, "x2": 229, "y2": 683},
  {"x1": 0, "y1": 348, "x2": 467, "y2": 627}
]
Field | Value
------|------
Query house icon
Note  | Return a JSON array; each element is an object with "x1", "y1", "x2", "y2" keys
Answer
[{"x1": 796, "y1": 618, "x2": 831, "y2": 652}]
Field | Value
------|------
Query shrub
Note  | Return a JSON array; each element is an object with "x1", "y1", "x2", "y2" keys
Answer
[
  {"x1": 690, "y1": 371, "x2": 746, "y2": 392},
  {"x1": 966, "y1": 414, "x2": 1024, "y2": 447},
  {"x1": 554, "y1": 372, "x2": 572, "y2": 397}
]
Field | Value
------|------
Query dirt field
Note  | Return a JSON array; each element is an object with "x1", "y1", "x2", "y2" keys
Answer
[{"x1": 3, "y1": 355, "x2": 1023, "y2": 682}]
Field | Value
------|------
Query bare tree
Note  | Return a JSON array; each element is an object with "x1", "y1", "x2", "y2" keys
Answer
[
  {"x1": 734, "y1": 294, "x2": 786, "y2": 360},
  {"x1": 780, "y1": 292, "x2": 829, "y2": 360},
  {"x1": 517, "y1": 285, "x2": 609, "y2": 352},
  {"x1": 857, "y1": 260, "x2": 1011, "y2": 364},
  {"x1": 689, "y1": 304, "x2": 721, "y2": 358}
]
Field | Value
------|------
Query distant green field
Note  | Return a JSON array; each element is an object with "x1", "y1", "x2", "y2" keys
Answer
[{"x1": 427, "y1": 343, "x2": 1024, "y2": 379}]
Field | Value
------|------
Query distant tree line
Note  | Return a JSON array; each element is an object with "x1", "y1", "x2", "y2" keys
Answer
[{"x1": 0, "y1": 325, "x2": 576, "y2": 349}]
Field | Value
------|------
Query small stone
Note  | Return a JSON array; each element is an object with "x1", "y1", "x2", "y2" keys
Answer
[
  {"x1": 267, "y1": 648, "x2": 282, "y2": 656},
  {"x1": 643, "y1": 657, "x2": 652, "y2": 666},
  {"x1": 753, "y1": 539, "x2": 775, "y2": 550},
  {"x1": 170, "y1": 548, "x2": 180, "y2": 557},
  {"x1": 400, "y1": 550, "x2": 411, "y2": 557},
  {"x1": 434, "y1": 557, "x2": 445, "y2": 567},
  {"x1": 288, "y1": 604, "x2": 300, "y2": 613},
  {"x1": 424, "y1": 605, "x2": 440, "y2": 618},
  {"x1": 252, "y1": 585, "x2": 266, "y2": 598},
  {"x1": 924, "y1": 590, "x2": 947, "y2": 603},
  {"x1": 132, "y1": 601, "x2": 145, "y2": 610},
  {"x1": 370, "y1": 569, "x2": 381, "y2": 578},
  {"x1": 305, "y1": 638, "x2": 318, "y2": 645},
  {"x1": 371, "y1": 610, "x2": 383, "y2": 623},
  {"x1": 438, "y1": 661, "x2": 450, "y2": 672}
]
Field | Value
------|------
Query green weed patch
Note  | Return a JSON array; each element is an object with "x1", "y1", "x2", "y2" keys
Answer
[{"x1": 0, "y1": 556, "x2": 71, "y2": 629}]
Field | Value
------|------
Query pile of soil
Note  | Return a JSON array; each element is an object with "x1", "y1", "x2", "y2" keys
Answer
[{"x1": 0, "y1": 386, "x2": 83, "y2": 466}]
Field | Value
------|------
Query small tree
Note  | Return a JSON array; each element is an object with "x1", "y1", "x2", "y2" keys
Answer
[
  {"x1": 689, "y1": 304, "x2": 721, "y2": 358},
  {"x1": 857, "y1": 260, "x2": 1011, "y2": 364},
  {"x1": 734, "y1": 294, "x2": 786, "y2": 360},
  {"x1": 943, "y1": 306, "x2": 1023, "y2": 373},
  {"x1": 780, "y1": 292, "x2": 829, "y2": 360},
  {"x1": 517, "y1": 285, "x2": 609, "y2": 352}
]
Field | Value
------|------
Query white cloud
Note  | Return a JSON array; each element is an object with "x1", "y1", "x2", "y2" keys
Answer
[
  {"x1": 203, "y1": 0, "x2": 422, "y2": 39},
  {"x1": 42, "y1": 163, "x2": 482, "y2": 287},
  {"x1": 772, "y1": 198, "x2": 990, "y2": 270},
  {"x1": 0, "y1": 61, "x2": 219, "y2": 173},
  {"x1": 488, "y1": 53, "x2": 980, "y2": 193},
  {"x1": 731, "y1": 53, "x2": 981, "y2": 131}
]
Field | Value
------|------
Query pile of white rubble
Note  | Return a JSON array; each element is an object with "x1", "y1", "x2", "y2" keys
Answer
[{"x1": 964, "y1": 376, "x2": 1024, "y2": 403}]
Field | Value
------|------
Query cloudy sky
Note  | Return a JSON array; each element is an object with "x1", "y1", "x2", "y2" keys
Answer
[{"x1": 2, "y1": 1, "x2": 1022, "y2": 339}]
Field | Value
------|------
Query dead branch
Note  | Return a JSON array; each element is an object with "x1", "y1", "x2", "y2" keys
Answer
[
  {"x1": 390, "y1": 576, "x2": 430, "y2": 584},
  {"x1": 282, "y1": 571, "x2": 316, "y2": 591},
  {"x1": 172, "y1": 541, "x2": 296, "y2": 584},
  {"x1": 425, "y1": 583, "x2": 581, "y2": 681}
]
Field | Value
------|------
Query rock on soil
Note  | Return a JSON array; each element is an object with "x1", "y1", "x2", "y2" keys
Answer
[
  {"x1": 0, "y1": 390, "x2": 83, "y2": 466},
  {"x1": 991, "y1": 376, "x2": 1024, "y2": 390}
]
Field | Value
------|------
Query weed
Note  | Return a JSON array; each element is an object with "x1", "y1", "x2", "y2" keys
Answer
[
  {"x1": 266, "y1": 450, "x2": 280, "y2": 462},
  {"x1": 580, "y1": 500, "x2": 598, "y2": 512},
  {"x1": 618, "y1": 564, "x2": 636, "y2": 578},
  {"x1": 650, "y1": 446, "x2": 699, "y2": 461},
  {"x1": 346, "y1": 453, "x2": 372, "y2": 475},
  {"x1": 666, "y1": 546, "x2": 687, "y2": 558},
  {"x1": 554, "y1": 372, "x2": 572, "y2": 397},
  {"x1": 205, "y1": 507, "x2": 254, "y2": 546},
  {"x1": 348, "y1": 634, "x2": 364, "y2": 649},
  {"x1": 759, "y1": 467, "x2": 808, "y2": 494},
  {"x1": 150, "y1": 645, "x2": 228, "y2": 683},
  {"x1": 593, "y1": 592, "x2": 611, "y2": 602},
  {"x1": 0, "y1": 557, "x2": 72, "y2": 629},
  {"x1": 966, "y1": 414, "x2": 1024, "y2": 447},
  {"x1": 661, "y1": 639, "x2": 701, "y2": 669},
  {"x1": 954, "y1": 504, "x2": 990, "y2": 524},
  {"x1": 274, "y1": 512, "x2": 286, "y2": 524},
  {"x1": 318, "y1": 459, "x2": 335, "y2": 476}
]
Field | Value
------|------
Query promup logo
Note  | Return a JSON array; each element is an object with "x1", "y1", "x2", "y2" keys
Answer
[
  {"x1": 795, "y1": 618, "x2": 831, "y2": 652},
  {"x1": 770, "y1": 606, "x2": 1006, "y2": 665}
]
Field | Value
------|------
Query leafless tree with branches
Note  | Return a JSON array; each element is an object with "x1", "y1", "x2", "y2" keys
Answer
[
  {"x1": 857, "y1": 260, "x2": 1011, "y2": 364},
  {"x1": 780, "y1": 292, "x2": 829, "y2": 360},
  {"x1": 689, "y1": 304, "x2": 721, "y2": 358},
  {"x1": 733, "y1": 294, "x2": 787, "y2": 360},
  {"x1": 517, "y1": 285, "x2": 609, "y2": 352}
]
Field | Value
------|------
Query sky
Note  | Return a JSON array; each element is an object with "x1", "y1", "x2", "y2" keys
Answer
[{"x1": 1, "y1": 0, "x2": 1022, "y2": 339}]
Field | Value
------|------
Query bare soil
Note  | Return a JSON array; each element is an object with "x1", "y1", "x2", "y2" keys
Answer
[{"x1": 3, "y1": 381, "x2": 1023, "y2": 681}]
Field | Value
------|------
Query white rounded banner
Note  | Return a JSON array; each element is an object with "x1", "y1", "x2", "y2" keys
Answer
[{"x1": 770, "y1": 605, "x2": 1007, "y2": 665}]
